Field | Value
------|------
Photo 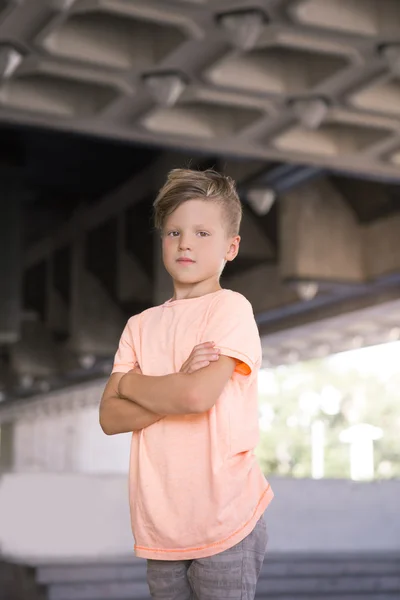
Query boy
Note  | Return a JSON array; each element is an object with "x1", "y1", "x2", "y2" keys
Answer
[{"x1": 99, "y1": 168, "x2": 274, "y2": 599}]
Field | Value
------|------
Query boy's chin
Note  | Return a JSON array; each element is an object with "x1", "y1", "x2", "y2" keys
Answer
[
  {"x1": 172, "y1": 270, "x2": 212, "y2": 285},
  {"x1": 173, "y1": 274, "x2": 202, "y2": 285}
]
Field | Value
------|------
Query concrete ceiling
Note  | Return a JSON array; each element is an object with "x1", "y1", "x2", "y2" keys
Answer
[
  {"x1": 1, "y1": 0, "x2": 400, "y2": 404},
  {"x1": 261, "y1": 298, "x2": 400, "y2": 367},
  {"x1": 1, "y1": 0, "x2": 400, "y2": 181}
]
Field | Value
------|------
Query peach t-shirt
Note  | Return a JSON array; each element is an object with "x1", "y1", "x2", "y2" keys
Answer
[{"x1": 112, "y1": 289, "x2": 274, "y2": 560}]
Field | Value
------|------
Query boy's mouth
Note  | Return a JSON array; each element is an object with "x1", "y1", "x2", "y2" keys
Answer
[{"x1": 177, "y1": 257, "x2": 195, "y2": 264}]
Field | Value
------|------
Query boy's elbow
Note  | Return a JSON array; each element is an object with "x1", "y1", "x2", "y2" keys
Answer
[
  {"x1": 99, "y1": 414, "x2": 114, "y2": 435},
  {"x1": 99, "y1": 404, "x2": 119, "y2": 435},
  {"x1": 183, "y1": 386, "x2": 215, "y2": 414}
]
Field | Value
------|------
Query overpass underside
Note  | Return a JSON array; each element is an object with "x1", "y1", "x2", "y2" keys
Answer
[
  {"x1": 1, "y1": 147, "x2": 399, "y2": 404},
  {"x1": 1, "y1": 0, "x2": 400, "y2": 402}
]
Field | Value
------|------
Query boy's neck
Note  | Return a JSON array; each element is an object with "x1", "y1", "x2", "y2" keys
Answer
[{"x1": 171, "y1": 279, "x2": 222, "y2": 301}]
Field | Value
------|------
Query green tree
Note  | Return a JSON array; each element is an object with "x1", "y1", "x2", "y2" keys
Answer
[{"x1": 256, "y1": 346, "x2": 400, "y2": 480}]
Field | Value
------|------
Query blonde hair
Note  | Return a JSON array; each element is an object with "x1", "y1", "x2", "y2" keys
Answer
[{"x1": 153, "y1": 168, "x2": 242, "y2": 236}]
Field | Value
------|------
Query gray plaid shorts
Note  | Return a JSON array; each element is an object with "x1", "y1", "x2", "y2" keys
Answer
[{"x1": 146, "y1": 515, "x2": 268, "y2": 600}]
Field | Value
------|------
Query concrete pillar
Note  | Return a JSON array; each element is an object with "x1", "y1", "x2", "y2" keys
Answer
[
  {"x1": 280, "y1": 178, "x2": 364, "y2": 283},
  {"x1": 0, "y1": 422, "x2": 14, "y2": 472},
  {"x1": 0, "y1": 178, "x2": 22, "y2": 344},
  {"x1": 224, "y1": 263, "x2": 297, "y2": 314},
  {"x1": 153, "y1": 234, "x2": 173, "y2": 305},
  {"x1": 239, "y1": 208, "x2": 274, "y2": 260},
  {"x1": 364, "y1": 214, "x2": 400, "y2": 279},
  {"x1": 69, "y1": 236, "x2": 126, "y2": 356},
  {"x1": 116, "y1": 213, "x2": 152, "y2": 303}
]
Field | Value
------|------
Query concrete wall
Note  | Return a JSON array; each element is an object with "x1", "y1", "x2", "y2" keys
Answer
[
  {"x1": 11, "y1": 405, "x2": 131, "y2": 475},
  {"x1": 364, "y1": 213, "x2": 400, "y2": 279},
  {"x1": 1, "y1": 474, "x2": 399, "y2": 562}
]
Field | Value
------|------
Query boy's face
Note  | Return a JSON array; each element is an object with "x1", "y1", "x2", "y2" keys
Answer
[{"x1": 162, "y1": 199, "x2": 240, "y2": 287}]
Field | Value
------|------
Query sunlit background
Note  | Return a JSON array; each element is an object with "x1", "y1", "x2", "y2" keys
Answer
[{"x1": 257, "y1": 340, "x2": 400, "y2": 481}]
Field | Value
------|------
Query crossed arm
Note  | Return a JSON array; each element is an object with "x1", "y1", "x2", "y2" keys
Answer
[{"x1": 99, "y1": 349, "x2": 236, "y2": 435}]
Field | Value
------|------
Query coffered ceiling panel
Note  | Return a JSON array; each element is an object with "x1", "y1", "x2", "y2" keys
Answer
[{"x1": 1, "y1": 0, "x2": 400, "y2": 180}]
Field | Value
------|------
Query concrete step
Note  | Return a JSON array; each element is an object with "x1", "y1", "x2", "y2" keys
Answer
[
  {"x1": 37, "y1": 562, "x2": 146, "y2": 585},
  {"x1": 0, "y1": 560, "x2": 46, "y2": 600},
  {"x1": 27, "y1": 553, "x2": 400, "y2": 600},
  {"x1": 263, "y1": 554, "x2": 400, "y2": 577},
  {"x1": 257, "y1": 575, "x2": 400, "y2": 595},
  {"x1": 37, "y1": 553, "x2": 400, "y2": 584},
  {"x1": 257, "y1": 597, "x2": 400, "y2": 600},
  {"x1": 48, "y1": 580, "x2": 150, "y2": 600},
  {"x1": 47, "y1": 575, "x2": 400, "y2": 600}
]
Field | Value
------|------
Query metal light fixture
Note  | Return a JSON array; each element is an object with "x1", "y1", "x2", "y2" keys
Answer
[
  {"x1": 291, "y1": 97, "x2": 329, "y2": 130},
  {"x1": 0, "y1": 45, "x2": 23, "y2": 79},
  {"x1": 247, "y1": 188, "x2": 276, "y2": 215},
  {"x1": 143, "y1": 72, "x2": 187, "y2": 108},
  {"x1": 217, "y1": 9, "x2": 267, "y2": 51},
  {"x1": 79, "y1": 354, "x2": 96, "y2": 370},
  {"x1": 296, "y1": 281, "x2": 319, "y2": 301},
  {"x1": 20, "y1": 373, "x2": 34, "y2": 390},
  {"x1": 387, "y1": 326, "x2": 400, "y2": 342},
  {"x1": 350, "y1": 335, "x2": 363, "y2": 349},
  {"x1": 52, "y1": 0, "x2": 76, "y2": 10},
  {"x1": 38, "y1": 380, "x2": 51, "y2": 393},
  {"x1": 380, "y1": 44, "x2": 400, "y2": 76}
]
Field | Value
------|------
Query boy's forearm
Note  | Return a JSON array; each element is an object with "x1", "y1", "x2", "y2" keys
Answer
[
  {"x1": 118, "y1": 372, "x2": 197, "y2": 415},
  {"x1": 100, "y1": 395, "x2": 162, "y2": 435}
]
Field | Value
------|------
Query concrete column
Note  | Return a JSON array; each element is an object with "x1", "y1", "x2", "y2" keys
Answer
[
  {"x1": 69, "y1": 234, "x2": 125, "y2": 356},
  {"x1": 153, "y1": 233, "x2": 173, "y2": 305},
  {"x1": 0, "y1": 178, "x2": 22, "y2": 344},
  {"x1": 0, "y1": 422, "x2": 14, "y2": 472},
  {"x1": 116, "y1": 213, "x2": 152, "y2": 303},
  {"x1": 364, "y1": 214, "x2": 400, "y2": 278},
  {"x1": 280, "y1": 178, "x2": 364, "y2": 283}
]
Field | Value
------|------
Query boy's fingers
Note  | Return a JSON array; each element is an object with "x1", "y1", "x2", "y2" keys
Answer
[
  {"x1": 189, "y1": 360, "x2": 210, "y2": 372},
  {"x1": 193, "y1": 347, "x2": 220, "y2": 357},
  {"x1": 190, "y1": 354, "x2": 219, "y2": 365},
  {"x1": 194, "y1": 341, "x2": 215, "y2": 350}
]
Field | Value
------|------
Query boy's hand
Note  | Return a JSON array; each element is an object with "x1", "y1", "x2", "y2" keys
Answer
[{"x1": 180, "y1": 342, "x2": 220, "y2": 374}]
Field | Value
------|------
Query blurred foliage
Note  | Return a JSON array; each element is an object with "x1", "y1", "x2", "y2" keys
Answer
[{"x1": 256, "y1": 344, "x2": 400, "y2": 480}]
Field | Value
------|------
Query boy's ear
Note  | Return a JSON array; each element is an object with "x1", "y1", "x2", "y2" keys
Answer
[{"x1": 225, "y1": 235, "x2": 240, "y2": 262}]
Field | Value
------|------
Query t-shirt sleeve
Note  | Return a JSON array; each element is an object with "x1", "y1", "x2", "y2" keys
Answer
[
  {"x1": 203, "y1": 292, "x2": 262, "y2": 377},
  {"x1": 111, "y1": 317, "x2": 137, "y2": 375}
]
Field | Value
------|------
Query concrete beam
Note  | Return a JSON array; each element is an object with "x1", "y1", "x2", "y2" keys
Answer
[
  {"x1": 10, "y1": 317, "x2": 62, "y2": 378},
  {"x1": 258, "y1": 284, "x2": 400, "y2": 336},
  {"x1": 47, "y1": 287, "x2": 69, "y2": 337},
  {"x1": 221, "y1": 159, "x2": 267, "y2": 184},
  {"x1": 0, "y1": 422, "x2": 14, "y2": 471},
  {"x1": 153, "y1": 235, "x2": 173, "y2": 305},
  {"x1": 224, "y1": 264, "x2": 298, "y2": 314},
  {"x1": 0, "y1": 179, "x2": 22, "y2": 344},
  {"x1": 68, "y1": 239, "x2": 126, "y2": 356},
  {"x1": 116, "y1": 213, "x2": 152, "y2": 303},
  {"x1": 24, "y1": 152, "x2": 195, "y2": 269},
  {"x1": 280, "y1": 178, "x2": 364, "y2": 283},
  {"x1": 239, "y1": 209, "x2": 274, "y2": 260},
  {"x1": 364, "y1": 214, "x2": 400, "y2": 279}
]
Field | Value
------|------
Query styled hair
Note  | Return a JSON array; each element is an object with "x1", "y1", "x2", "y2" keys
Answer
[{"x1": 153, "y1": 168, "x2": 242, "y2": 236}]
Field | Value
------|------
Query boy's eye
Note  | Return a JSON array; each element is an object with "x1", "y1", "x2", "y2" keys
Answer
[
  {"x1": 167, "y1": 231, "x2": 179, "y2": 237},
  {"x1": 197, "y1": 231, "x2": 210, "y2": 237}
]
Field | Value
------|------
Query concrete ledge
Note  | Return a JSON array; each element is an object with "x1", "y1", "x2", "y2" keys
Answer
[{"x1": 1, "y1": 474, "x2": 400, "y2": 561}]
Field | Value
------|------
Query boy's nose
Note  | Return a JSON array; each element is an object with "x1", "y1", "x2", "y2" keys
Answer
[{"x1": 179, "y1": 237, "x2": 191, "y2": 250}]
